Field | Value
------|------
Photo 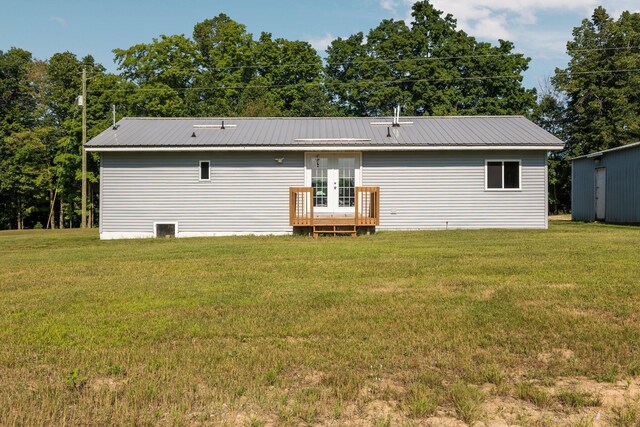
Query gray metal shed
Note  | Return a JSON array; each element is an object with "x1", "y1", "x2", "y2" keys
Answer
[{"x1": 571, "y1": 142, "x2": 640, "y2": 224}]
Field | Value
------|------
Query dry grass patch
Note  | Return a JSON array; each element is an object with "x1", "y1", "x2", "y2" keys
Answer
[
  {"x1": 449, "y1": 381, "x2": 485, "y2": 425},
  {"x1": 517, "y1": 382, "x2": 553, "y2": 408},
  {"x1": 556, "y1": 389, "x2": 602, "y2": 408}
]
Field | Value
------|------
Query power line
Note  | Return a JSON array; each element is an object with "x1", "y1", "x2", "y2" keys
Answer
[
  {"x1": 87, "y1": 68, "x2": 640, "y2": 93},
  {"x1": 109, "y1": 45, "x2": 640, "y2": 74}
]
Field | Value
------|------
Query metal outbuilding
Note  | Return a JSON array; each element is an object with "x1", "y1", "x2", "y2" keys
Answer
[{"x1": 571, "y1": 142, "x2": 640, "y2": 224}]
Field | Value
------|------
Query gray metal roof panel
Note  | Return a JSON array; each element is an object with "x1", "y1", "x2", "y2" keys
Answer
[
  {"x1": 570, "y1": 141, "x2": 640, "y2": 161},
  {"x1": 86, "y1": 116, "x2": 565, "y2": 149}
]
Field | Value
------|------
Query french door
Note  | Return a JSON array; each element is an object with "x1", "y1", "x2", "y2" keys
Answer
[{"x1": 305, "y1": 153, "x2": 361, "y2": 214}]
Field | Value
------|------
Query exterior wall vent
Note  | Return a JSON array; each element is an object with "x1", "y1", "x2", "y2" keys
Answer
[{"x1": 154, "y1": 222, "x2": 177, "y2": 238}]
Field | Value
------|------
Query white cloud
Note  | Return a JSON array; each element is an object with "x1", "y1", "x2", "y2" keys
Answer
[
  {"x1": 379, "y1": 0, "x2": 398, "y2": 10},
  {"x1": 389, "y1": 0, "x2": 600, "y2": 44},
  {"x1": 602, "y1": 0, "x2": 640, "y2": 16},
  {"x1": 471, "y1": 13, "x2": 512, "y2": 40},
  {"x1": 431, "y1": 0, "x2": 596, "y2": 42},
  {"x1": 50, "y1": 16, "x2": 68, "y2": 28},
  {"x1": 307, "y1": 33, "x2": 336, "y2": 53}
]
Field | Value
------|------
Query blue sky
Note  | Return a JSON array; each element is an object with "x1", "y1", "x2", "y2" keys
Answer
[{"x1": 1, "y1": 0, "x2": 638, "y2": 90}]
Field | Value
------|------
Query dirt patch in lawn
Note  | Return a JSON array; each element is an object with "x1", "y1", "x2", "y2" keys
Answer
[{"x1": 217, "y1": 377, "x2": 640, "y2": 426}]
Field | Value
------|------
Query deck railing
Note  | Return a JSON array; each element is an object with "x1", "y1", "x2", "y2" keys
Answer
[
  {"x1": 289, "y1": 187, "x2": 314, "y2": 226},
  {"x1": 355, "y1": 186, "x2": 380, "y2": 226},
  {"x1": 289, "y1": 186, "x2": 380, "y2": 227}
]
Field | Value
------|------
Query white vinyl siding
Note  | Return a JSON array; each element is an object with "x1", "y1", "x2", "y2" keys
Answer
[
  {"x1": 100, "y1": 149, "x2": 548, "y2": 238},
  {"x1": 100, "y1": 151, "x2": 304, "y2": 238},
  {"x1": 362, "y1": 151, "x2": 547, "y2": 230}
]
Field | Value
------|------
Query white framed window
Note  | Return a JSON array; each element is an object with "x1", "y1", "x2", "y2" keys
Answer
[
  {"x1": 485, "y1": 160, "x2": 521, "y2": 191},
  {"x1": 199, "y1": 160, "x2": 210, "y2": 181}
]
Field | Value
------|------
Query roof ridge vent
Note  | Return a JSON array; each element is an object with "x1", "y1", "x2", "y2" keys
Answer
[{"x1": 192, "y1": 123, "x2": 237, "y2": 129}]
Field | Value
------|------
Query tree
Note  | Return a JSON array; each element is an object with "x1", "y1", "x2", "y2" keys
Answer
[
  {"x1": 548, "y1": 7, "x2": 640, "y2": 213},
  {"x1": 191, "y1": 13, "x2": 256, "y2": 115},
  {"x1": 112, "y1": 14, "x2": 332, "y2": 117},
  {"x1": 113, "y1": 34, "x2": 198, "y2": 89},
  {"x1": 252, "y1": 32, "x2": 330, "y2": 116},
  {"x1": 531, "y1": 83, "x2": 570, "y2": 213},
  {"x1": 325, "y1": 0, "x2": 536, "y2": 117},
  {"x1": 0, "y1": 48, "x2": 36, "y2": 137},
  {"x1": 0, "y1": 130, "x2": 50, "y2": 229},
  {"x1": 113, "y1": 34, "x2": 197, "y2": 117},
  {"x1": 0, "y1": 48, "x2": 39, "y2": 228},
  {"x1": 553, "y1": 7, "x2": 640, "y2": 157}
]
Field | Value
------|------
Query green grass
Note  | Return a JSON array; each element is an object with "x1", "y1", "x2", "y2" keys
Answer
[
  {"x1": 517, "y1": 382, "x2": 553, "y2": 408},
  {"x1": 556, "y1": 390, "x2": 602, "y2": 408},
  {"x1": 1, "y1": 222, "x2": 639, "y2": 425},
  {"x1": 449, "y1": 382, "x2": 485, "y2": 425}
]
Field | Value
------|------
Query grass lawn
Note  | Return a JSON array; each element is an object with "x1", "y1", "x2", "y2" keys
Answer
[{"x1": 1, "y1": 222, "x2": 640, "y2": 426}]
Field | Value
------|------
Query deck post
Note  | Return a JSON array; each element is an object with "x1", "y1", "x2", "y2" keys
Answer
[{"x1": 355, "y1": 187, "x2": 360, "y2": 226}]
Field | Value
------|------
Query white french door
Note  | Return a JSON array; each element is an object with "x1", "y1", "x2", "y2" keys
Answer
[{"x1": 305, "y1": 153, "x2": 361, "y2": 214}]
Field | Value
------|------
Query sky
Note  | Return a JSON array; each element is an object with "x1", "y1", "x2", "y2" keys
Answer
[{"x1": 1, "y1": 0, "x2": 638, "y2": 91}]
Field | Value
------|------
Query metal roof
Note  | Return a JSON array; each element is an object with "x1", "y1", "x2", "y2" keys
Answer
[
  {"x1": 86, "y1": 116, "x2": 565, "y2": 151},
  {"x1": 570, "y1": 141, "x2": 640, "y2": 161}
]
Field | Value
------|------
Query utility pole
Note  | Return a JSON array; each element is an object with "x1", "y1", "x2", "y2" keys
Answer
[{"x1": 81, "y1": 67, "x2": 87, "y2": 228}]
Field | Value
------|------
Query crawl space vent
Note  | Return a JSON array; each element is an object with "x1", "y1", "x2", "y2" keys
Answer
[{"x1": 155, "y1": 223, "x2": 176, "y2": 238}]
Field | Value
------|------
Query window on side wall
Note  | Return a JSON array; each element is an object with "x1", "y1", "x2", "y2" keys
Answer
[
  {"x1": 199, "y1": 160, "x2": 210, "y2": 181},
  {"x1": 486, "y1": 160, "x2": 520, "y2": 190}
]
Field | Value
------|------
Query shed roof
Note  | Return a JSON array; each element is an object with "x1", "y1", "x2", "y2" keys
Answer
[
  {"x1": 86, "y1": 116, "x2": 564, "y2": 151},
  {"x1": 570, "y1": 141, "x2": 640, "y2": 161}
]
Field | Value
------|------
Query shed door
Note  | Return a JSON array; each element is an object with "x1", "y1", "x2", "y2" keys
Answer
[{"x1": 595, "y1": 167, "x2": 606, "y2": 221}]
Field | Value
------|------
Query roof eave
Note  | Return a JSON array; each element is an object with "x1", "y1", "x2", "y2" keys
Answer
[
  {"x1": 86, "y1": 144, "x2": 564, "y2": 152},
  {"x1": 569, "y1": 141, "x2": 640, "y2": 161}
]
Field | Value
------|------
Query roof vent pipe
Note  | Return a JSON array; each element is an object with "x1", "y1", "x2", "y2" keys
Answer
[
  {"x1": 392, "y1": 105, "x2": 401, "y2": 127},
  {"x1": 191, "y1": 132, "x2": 196, "y2": 138},
  {"x1": 387, "y1": 126, "x2": 391, "y2": 138},
  {"x1": 221, "y1": 120, "x2": 225, "y2": 130},
  {"x1": 112, "y1": 105, "x2": 118, "y2": 130}
]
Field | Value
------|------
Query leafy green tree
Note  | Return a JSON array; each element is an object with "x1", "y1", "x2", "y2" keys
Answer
[
  {"x1": 0, "y1": 130, "x2": 50, "y2": 228},
  {"x1": 0, "y1": 48, "x2": 39, "y2": 228},
  {"x1": 531, "y1": 86, "x2": 570, "y2": 213},
  {"x1": 553, "y1": 7, "x2": 640, "y2": 157},
  {"x1": 253, "y1": 32, "x2": 329, "y2": 116},
  {"x1": 191, "y1": 13, "x2": 256, "y2": 115},
  {"x1": 326, "y1": 0, "x2": 536, "y2": 116},
  {"x1": 0, "y1": 48, "x2": 36, "y2": 137},
  {"x1": 128, "y1": 83, "x2": 186, "y2": 116},
  {"x1": 113, "y1": 34, "x2": 198, "y2": 89}
]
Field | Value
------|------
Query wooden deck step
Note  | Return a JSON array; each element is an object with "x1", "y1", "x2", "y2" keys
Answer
[{"x1": 313, "y1": 224, "x2": 357, "y2": 239}]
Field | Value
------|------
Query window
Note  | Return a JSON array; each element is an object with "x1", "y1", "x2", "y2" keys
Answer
[
  {"x1": 155, "y1": 223, "x2": 176, "y2": 238},
  {"x1": 199, "y1": 161, "x2": 210, "y2": 181},
  {"x1": 486, "y1": 160, "x2": 520, "y2": 190}
]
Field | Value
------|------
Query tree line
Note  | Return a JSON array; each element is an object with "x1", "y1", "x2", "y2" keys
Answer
[{"x1": 1, "y1": 1, "x2": 639, "y2": 229}]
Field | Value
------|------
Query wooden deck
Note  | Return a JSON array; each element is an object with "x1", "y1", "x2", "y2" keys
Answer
[{"x1": 289, "y1": 187, "x2": 380, "y2": 238}]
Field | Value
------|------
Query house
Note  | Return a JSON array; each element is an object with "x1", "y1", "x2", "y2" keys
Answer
[
  {"x1": 571, "y1": 141, "x2": 640, "y2": 224},
  {"x1": 85, "y1": 116, "x2": 564, "y2": 239}
]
